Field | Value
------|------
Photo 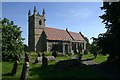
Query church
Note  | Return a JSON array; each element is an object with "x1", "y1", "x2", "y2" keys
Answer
[{"x1": 28, "y1": 6, "x2": 86, "y2": 54}]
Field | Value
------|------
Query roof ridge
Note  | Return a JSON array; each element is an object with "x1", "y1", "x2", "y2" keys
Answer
[
  {"x1": 45, "y1": 27, "x2": 66, "y2": 31},
  {"x1": 46, "y1": 27, "x2": 80, "y2": 34},
  {"x1": 66, "y1": 29, "x2": 74, "y2": 40}
]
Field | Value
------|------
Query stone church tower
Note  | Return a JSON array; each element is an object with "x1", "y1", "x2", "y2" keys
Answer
[{"x1": 28, "y1": 6, "x2": 46, "y2": 51}]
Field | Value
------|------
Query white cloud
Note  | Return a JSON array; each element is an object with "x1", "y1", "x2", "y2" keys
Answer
[
  {"x1": 70, "y1": 8, "x2": 93, "y2": 18},
  {"x1": 55, "y1": 8, "x2": 93, "y2": 19}
]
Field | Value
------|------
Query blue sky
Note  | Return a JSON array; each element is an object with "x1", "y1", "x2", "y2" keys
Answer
[{"x1": 2, "y1": 2, "x2": 106, "y2": 44}]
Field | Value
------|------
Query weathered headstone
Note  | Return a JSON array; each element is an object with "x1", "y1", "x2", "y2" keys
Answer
[
  {"x1": 20, "y1": 53, "x2": 29, "y2": 80},
  {"x1": 11, "y1": 55, "x2": 20, "y2": 76},
  {"x1": 20, "y1": 61, "x2": 29, "y2": 80},
  {"x1": 42, "y1": 53, "x2": 48, "y2": 67}
]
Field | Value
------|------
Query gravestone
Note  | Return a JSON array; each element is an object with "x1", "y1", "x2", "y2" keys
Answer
[
  {"x1": 55, "y1": 59, "x2": 80, "y2": 70},
  {"x1": 41, "y1": 53, "x2": 48, "y2": 67},
  {"x1": 11, "y1": 55, "x2": 20, "y2": 76},
  {"x1": 20, "y1": 62, "x2": 29, "y2": 80},
  {"x1": 47, "y1": 56, "x2": 56, "y2": 61},
  {"x1": 20, "y1": 53, "x2": 29, "y2": 80}
]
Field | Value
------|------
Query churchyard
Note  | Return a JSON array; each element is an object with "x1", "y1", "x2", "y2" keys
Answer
[{"x1": 2, "y1": 52, "x2": 112, "y2": 80}]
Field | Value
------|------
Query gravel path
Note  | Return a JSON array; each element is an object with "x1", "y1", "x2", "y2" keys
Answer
[{"x1": 82, "y1": 60, "x2": 98, "y2": 65}]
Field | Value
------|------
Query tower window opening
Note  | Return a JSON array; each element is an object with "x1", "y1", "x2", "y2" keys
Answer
[{"x1": 39, "y1": 20, "x2": 42, "y2": 25}]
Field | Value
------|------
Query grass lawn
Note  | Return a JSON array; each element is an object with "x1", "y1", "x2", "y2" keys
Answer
[
  {"x1": 82, "y1": 53, "x2": 109, "y2": 64},
  {"x1": 2, "y1": 62, "x2": 109, "y2": 80},
  {"x1": 0, "y1": 62, "x2": 2, "y2": 80},
  {"x1": 93, "y1": 54, "x2": 109, "y2": 63},
  {"x1": 2, "y1": 52, "x2": 110, "y2": 80}
]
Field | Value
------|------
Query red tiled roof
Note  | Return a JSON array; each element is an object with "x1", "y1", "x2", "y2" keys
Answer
[
  {"x1": 69, "y1": 31, "x2": 85, "y2": 41},
  {"x1": 44, "y1": 27, "x2": 85, "y2": 41},
  {"x1": 44, "y1": 27, "x2": 73, "y2": 41}
]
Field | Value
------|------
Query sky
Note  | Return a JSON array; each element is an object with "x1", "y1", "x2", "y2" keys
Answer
[{"x1": 2, "y1": 2, "x2": 106, "y2": 45}]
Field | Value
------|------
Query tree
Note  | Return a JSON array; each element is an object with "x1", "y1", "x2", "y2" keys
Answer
[
  {"x1": 84, "y1": 37, "x2": 90, "y2": 51},
  {"x1": 0, "y1": 19, "x2": 2, "y2": 61},
  {"x1": 96, "y1": 2, "x2": 120, "y2": 63},
  {"x1": 2, "y1": 18, "x2": 24, "y2": 61},
  {"x1": 23, "y1": 44, "x2": 28, "y2": 52},
  {"x1": 89, "y1": 38, "x2": 100, "y2": 58}
]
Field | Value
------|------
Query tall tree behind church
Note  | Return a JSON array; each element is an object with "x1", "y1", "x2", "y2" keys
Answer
[{"x1": 96, "y1": 2, "x2": 120, "y2": 64}]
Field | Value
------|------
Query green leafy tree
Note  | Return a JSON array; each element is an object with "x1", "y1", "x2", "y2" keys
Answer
[
  {"x1": 96, "y1": 2, "x2": 120, "y2": 63},
  {"x1": 0, "y1": 19, "x2": 2, "y2": 61},
  {"x1": 23, "y1": 44, "x2": 28, "y2": 52},
  {"x1": 89, "y1": 38, "x2": 101, "y2": 58},
  {"x1": 2, "y1": 18, "x2": 24, "y2": 61},
  {"x1": 84, "y1": 37, "x2": 90, "y2": 51}
]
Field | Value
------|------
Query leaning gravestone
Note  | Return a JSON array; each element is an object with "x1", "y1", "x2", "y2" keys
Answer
[
  {"x1": 55, "y1": 59, "x2": 80, "y2": 70},
  {"x1": 11, "y1": 55, "x2": 20, "y2": 76},
  {"x1": 20, "y1": 53, "x2": 29, "y2": 80},
  {"x1": 20, "y1": 61, "x2": 29, "y2": 80}
]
